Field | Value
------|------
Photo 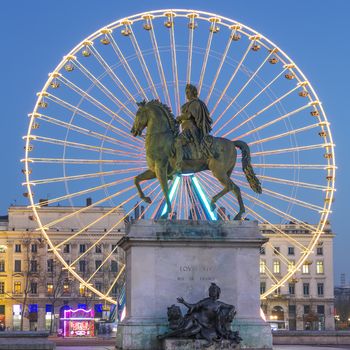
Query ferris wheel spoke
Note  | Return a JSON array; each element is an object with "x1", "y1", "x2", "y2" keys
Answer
[
  {"x1": 248, "y1": 123, "x2": 320, "y2": 147},
  {"x1": 222, "y1": 85, "x2": 302, "y2": 138},
  {"x1": 57, "y1": 75, "x2": 134, "y2": 128},
  {"x1": 32, "y1": 135, "x2": 142, "y2": 158},
  {"x1": 186, "y1": 13, "x2": 196, "y2": 84},
  {"x1": 33, "y1": 175, "x2": 136, "y2": 207},
  {"x1": 205, "y1": 30, "x2": 234, "y2": 104},
  {"x1": 250, "y1": 143, "x2": 332, "y2": 158},
  {"x1": 213, "y1": 68, "x2": 287, "y2": 136},
  {"x1": 68, "y1": 180, "x2": 159, "y2": 267},
  {"x1": 35, "y1": 113, "x2": 144, "y2": 153},
  {"x1": 72, "y1": 58, "x2": 138, "y2": 120},
  {"x1": 146, "y1": 17, "x2": 172, "y2": 107},
  {"x1": 264, "y1": 265, "x2": 279, "y2": 284},
  {"x1": 233, "y1": 171, "x2": 329, "y2": 191},
  {"x1": 43, "y1": 93, "x2": 143, "y2": 145},
  {"x1": 167, "y1": 13, "x2": 181, "y2": 115},
  {"x1": 214, "y1": 50, "x2": 274, "y2": 132},
  {"x1": 105, "y1": 265, "x2": 126, "y2": 296},
  {"x1": 106, "y1": 33, "x2": 148, "y2": 100},
  {"x1": 125, "y1": 22, "x2": 159, "y2": 100},
  {"x1": 26, "y1": 157, "x2": 146, "y2": 165},
  {"x1": 252, "y1": 163, "x2": 334, "y2": 170},
  {"x1": 89, "y1": 44, "x2": 137, "y2": 103},
  {"x1": 197, "y1": 21, "x2": 215, "y2": 95},
  {"x1": 29, "y1": 167, "x2": 146, "y2": 185},
  {"x1": 211, "y1": 39, "x2": 254, "y2": 119},
  {"x1": 265, "y1": 241, "x2": 292, "y2": 267}
]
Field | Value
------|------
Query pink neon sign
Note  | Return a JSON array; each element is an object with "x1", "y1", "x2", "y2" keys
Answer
[{"x1": 62, "y1": 308, "x2": 94, "y2": 337}]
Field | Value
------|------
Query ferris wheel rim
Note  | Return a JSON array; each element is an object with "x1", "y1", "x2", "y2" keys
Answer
[{"x1": 22, "y1": 8, "x2": 335, "y2": 302}]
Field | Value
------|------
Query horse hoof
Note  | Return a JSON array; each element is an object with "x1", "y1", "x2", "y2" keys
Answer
[
  {"x1": 142, "y1": 196, "x2": 152, "y2": 204},
  {"x1": 233, "y1": 214, "x2": 242, "y2": 221}
]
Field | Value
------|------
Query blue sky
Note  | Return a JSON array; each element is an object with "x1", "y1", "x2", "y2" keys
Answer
[{"x1": 0, "y1": 0, "x2": 349, "y2": 284}]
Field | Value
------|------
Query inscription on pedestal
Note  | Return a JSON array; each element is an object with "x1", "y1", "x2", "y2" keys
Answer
[{"x1": 177, "y1": 264, "x2": 216, "y2": 282}]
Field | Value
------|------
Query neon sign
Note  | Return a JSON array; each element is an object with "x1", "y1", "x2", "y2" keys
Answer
[{"x1": 61, "y1": 308, "x2": 94, "y2": 337}]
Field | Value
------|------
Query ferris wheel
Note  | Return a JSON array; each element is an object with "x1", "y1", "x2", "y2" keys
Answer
[{"x1": 22, "y1": 9, "x2": 335, "y2": 303}]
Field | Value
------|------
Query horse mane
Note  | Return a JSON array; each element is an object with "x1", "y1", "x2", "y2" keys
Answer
[{"x1": 145, "y1": 100, "x2": 179, "y2": 136}]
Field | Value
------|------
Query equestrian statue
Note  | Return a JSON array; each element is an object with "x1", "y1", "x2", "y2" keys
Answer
[{"x1": 131, "y1": 83, "x2": 262, "y2": 219}]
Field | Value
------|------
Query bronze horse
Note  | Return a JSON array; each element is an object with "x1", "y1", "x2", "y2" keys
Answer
[{"x1": 131, "y1": 100, "x2": 261, "y2": 219}]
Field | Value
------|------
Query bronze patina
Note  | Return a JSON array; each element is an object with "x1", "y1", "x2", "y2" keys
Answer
[
  {"x1": 158, "y1": 283, "x2": 242, "y2": 347},
  {"x1": 131, "y1": 84, "x2": 262, "y2": 219}
]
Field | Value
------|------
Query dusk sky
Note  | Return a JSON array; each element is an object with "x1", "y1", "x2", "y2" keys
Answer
[{"x1": 0, "y1": 0, "x2": 349, "y2": 284}]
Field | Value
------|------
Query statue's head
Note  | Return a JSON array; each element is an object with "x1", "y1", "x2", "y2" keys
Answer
[
  {"x1": 185, "y1": 83, "x2": 198, "y2": 100},
  {"x1": 208, "y1": 283, "x2": 221, "y2": 300}
]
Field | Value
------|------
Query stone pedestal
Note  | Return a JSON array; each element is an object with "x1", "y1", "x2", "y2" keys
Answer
[{"x1": 116, "y1": 220, "x2": 272, "y2": 350}]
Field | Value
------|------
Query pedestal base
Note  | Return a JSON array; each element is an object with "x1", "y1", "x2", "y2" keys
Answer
[
  {"x1": 116, "y1": 220, "x2": 271, "y2": 350},
  {"x1": 163, "y1": 339, "x2": 240, "y2": 350}
]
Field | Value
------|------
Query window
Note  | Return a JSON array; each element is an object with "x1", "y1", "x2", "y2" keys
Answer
[
  {"x1": 15, "y1": 244, "x2": 21, "y2": 253},
  {"x1": 317, "y1": 283, "x2": 324, "y2": 296},
  {"x1": 288, "y1": 260, "x2": 295, "y2": 272},
  {"x1": 79, "y1": 260, "x2": 86, "y2": 272},
  {"x1": 95, "y1": 245, "x2": 102, "y2": 254},
  {"x1": 63, "y1": 244, "x2": 70, "y2": 253},
  {"x1": 95, "y1": 282, "x2": 102, "y2": 292},
  {"x1": 274, "y1": 287, "x2": 281, "y2": 295},
  {"x1": 14, "y1": 281, "x2": 21, "y2": 294},
  {"x1": 0, "y1": 282, "x2": 4, "y2": 294},
  {"x1": 260, "y1": 282, "x2": 266, "y2": 294},
  {"x1": 63, "y1": 282, "x2": 70, "y2": 294},
  {"x1": 0, "y1": 260, "x2": 5, "y2": 272},
  {"x1": 30, "y1": 282, "x2": 37, "y2": 294},
  {"x1": 111, "y1": 260, "x2": 118, "y2": 272},
  {"x1": 316, "y1": 247, "x2": 323, "y2": 256},
  {"x1": 14, "y1": 260, "x2": 21, "y2": 272},
  {"x1": 317, "y1": 305, "x2": 325, "y2": 314},
  {"x1": 79, "y1": 284, "x2": 85, "y2": 296},
  {"x1": 79, "y1": 244, "x2": 86, "y2": 253},
  {"x1": 304, "y1": 304, "x2": 310, "y2": 314},
  {"x1": 47, "y1": 283, "x2": 53, "y2": 294},
  {"x1": 288, "y1": 246, "x2": 295, "y2": 255},
  {"x1": 30, "y1": 260, "x2": 38, "y2": 272},
  {"x1": 47, "y1": 259, "x2": 53, "y2": 272},
  {"x1": 303, "y1": 283, "x2": 310, "y2": 296},
  {"x1": 289, "y1": 305, "x2": 296, "y2": 316},
  {"x1": 111, "y1": 244, "x2": 118, "y2": 253},
  {"x1": 316, "y1": 261, "x2": 324, "y2": 274},
  {"x1": 260, "y1": 247, "x2": 265, "y2": 255},
  {"x1": 259, "y1": 261, "x2": 266, "y2": 274},
  {"x1": 111, "y1": 284, "x2": 118, "y2": 297},
  {"x1": 302, "y1": 263, "x2": 310, "y2": 274},
  {"x1": 273, "y1": 260, "x2": 280, "y2": 274},
  {"x1": 31, "y1": 244, "x2": 37, "y2": 253},
  {"x1": 273, "y1": 247, "x2": 280, "y2": 255},
  {"x1": 95, "y1": 260, "x2": 102, "y2": 270},
  {"x1": 289, "y1": 283, "x2": 295, "y2": 295}
]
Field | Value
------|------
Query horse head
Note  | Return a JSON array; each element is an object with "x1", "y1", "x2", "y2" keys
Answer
[{"x1": 131, "y1": 100, "x2": 148, "y2": 136}]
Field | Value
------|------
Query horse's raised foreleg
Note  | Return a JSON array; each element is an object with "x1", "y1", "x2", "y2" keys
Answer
[
  {"x1": 155, "y1": 163, "x2": 171, "y2": 219},
  {"x1": 210, "y1": 172, "x2": 245, "y2": 220},
  {"x1": 134, "y1": 169, "x2": 156, "y2": 203}
]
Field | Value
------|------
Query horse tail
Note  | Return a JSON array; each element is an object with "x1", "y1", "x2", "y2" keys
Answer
[{"x1": 233, "y1": 140, "x2": 262, "y2": 194}]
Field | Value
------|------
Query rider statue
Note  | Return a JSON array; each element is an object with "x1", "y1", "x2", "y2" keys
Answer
[{"x1": 175, "y1": 84, "x2": 213, "y2": 172}]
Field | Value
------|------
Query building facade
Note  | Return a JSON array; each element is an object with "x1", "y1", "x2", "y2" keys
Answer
[
  {"x1": 260, "y1": 222, "x2": 335, "y2": 331},
  {"x1": 0, "y1": 205, "x2": 125, "y2": 332}
]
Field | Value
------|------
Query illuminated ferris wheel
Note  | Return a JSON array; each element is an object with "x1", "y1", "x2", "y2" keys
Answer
[{"x1": 23, "y1": 9, "x2": 335, "y2": 303}]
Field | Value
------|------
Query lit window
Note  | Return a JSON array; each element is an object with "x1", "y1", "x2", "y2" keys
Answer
[
  {"x1": 303, "y1": 283, "x2": 310, "y2": 296},
  {"x1": 316, "y1": 261, "x2": 324, "y2": 274},
  {"x1": 0, "y1": 281, "x2": 5, "y2": 294},
  {"x1": 14, "y1": 281, "x2": 21, "y2": 294},
  {"x1": 317, "y1": 283, "x2": 324, "y2": 296},
  {"x1": 273, "y1": 260, "x2": 280, "y2": 274},
  {"x1": 288, "y1": 260, "x2": 295, "y2": 272},
  {"x1": 302, "y1": 263, "x2": 310, "y2": 274},
  {"x1": 63, "y1": 282, "x2": 69, "y2": 294},
  {"x1": 260, "y1": 261, "x2": 266, "y2": 274},
  {"x1": 47, "y1": 283, "x2": 53, "y2": 294},
  {"x1": 79, "y1": 284, "x2": 85, "y2": 296}
]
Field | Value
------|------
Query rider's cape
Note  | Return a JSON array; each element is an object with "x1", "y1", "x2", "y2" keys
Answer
[{"x1": 184, "y1": 98, "x2": 213, "y2": 138}]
